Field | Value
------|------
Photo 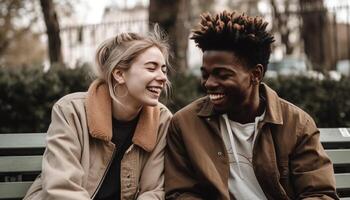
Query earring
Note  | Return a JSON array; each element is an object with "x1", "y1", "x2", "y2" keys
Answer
[{"x1": 113, "y1": 84, "x2": 128, "y2": 98}]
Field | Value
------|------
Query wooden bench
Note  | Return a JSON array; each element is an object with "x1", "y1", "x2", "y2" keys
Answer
[{"x1": 0, "y1": 129, "x2": 350, "y2": 199}]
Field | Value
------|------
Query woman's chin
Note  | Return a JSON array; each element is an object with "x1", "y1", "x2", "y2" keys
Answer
[{"x1": 143, "y1": 98, "x2": 159, "y2": 107}]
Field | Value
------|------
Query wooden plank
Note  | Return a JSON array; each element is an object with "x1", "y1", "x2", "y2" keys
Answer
[
  {"x1": 325, "y1": 149, "x2": 350, "y2": 165},
  {"x1": 0, "y1": 156, "x2": 42, "y2": 173},
  {"x1": 336, "y1": 173, "x2": 350, "y2": 189},
  {"x1": 320, "y1": 128, "x2": 350, "y2": 142},
  {"x1": 0, "y1": 133, "x2": 46, "y2": 150},
  {"x1": 320, "y1": 128, "x2": 350, "y2": 149},
  {"x1": 0, "y1": 181, "x2": 32, "y2": 199}
]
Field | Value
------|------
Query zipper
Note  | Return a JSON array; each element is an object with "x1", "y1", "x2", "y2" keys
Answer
[{"x1": 90, "y1": 145, "x2": 116, "y2": 199}]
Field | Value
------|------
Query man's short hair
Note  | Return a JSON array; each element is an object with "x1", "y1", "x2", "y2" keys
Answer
[{"x1": 191, "y1": 10, "x2": 275, "y2": 74}]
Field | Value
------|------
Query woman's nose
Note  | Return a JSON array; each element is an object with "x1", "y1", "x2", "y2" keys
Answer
[{"x1": 156, "y1": 69, "x2": 167, "y2": 82}]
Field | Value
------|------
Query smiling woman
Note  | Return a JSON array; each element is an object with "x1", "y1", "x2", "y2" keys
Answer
[{"x1": 23, "y1": 25, "x2": 173, "y2": 200}]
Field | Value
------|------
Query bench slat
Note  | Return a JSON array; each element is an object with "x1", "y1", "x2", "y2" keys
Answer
[
  {"x1": 0, "y1": 181, "x2": 32, "y2": 199},
  {"x1": 0, "y1": 156, "x2": 42, "y2": 173},
  {"x1": 320, "y1": 128, "x2": 350, "y2": 142},
  {"x1": 0, "y1": 129, "x2": 348, "y2": 149},
  {"x1": 336, "y1": 173, "x2": 350, "y2": 189},
  {"x1": 0, "y1": 133, "x2": 45, "y2": 149},
  {"x1": 325, "y1": 149, "x2": 350, "y2": 165}
]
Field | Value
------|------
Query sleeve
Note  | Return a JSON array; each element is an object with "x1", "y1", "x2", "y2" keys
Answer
[
  {"x1": 164, "y1": 117, "x2": 204, "y2": 200},
  {"x1": 136, "y1": 109, "x2": 172, "y2": 200},
  {"x1": 291, "y1": 117, "x2": 339, "y2": 200},
  {"x1": 41, "y1": 104, "x2": 90, "y2": 200}
]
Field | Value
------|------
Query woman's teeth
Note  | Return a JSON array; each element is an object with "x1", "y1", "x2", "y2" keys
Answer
[{"x1": 147, "y1": 87, "x2": 161, "y2": 94}]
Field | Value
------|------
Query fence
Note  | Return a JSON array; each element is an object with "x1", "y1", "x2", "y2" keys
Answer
[{"x1": 41, "y1": 19, "x2": 148, "y2": 67}]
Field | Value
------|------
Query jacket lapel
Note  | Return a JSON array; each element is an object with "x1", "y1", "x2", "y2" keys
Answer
[
  {"x1": 85, "y1": 80, "x2": 160, "y2": 152},
  {"x1": 253, "y1": 126, "x2": 287, "y2": 199},
  {"x1": 197, "y1": 97, "x2": 222, "y2": 137}
]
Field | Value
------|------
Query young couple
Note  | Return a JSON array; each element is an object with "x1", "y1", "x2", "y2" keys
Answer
[{"x1": 24, "y1": 11, "x2": 338, "y2": 200}]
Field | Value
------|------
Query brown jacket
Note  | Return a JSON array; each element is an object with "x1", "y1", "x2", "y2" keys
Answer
[
  {"x1": 24, "y1": 80, "x2": 172, "y2": 200},
  {"x1": 165, "y1": 83, "x2": 338, "y2": 200}
]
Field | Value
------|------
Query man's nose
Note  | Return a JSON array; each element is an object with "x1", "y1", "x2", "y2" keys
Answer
[{"x1": 204, "y1": 76, "x2": 218, "y2": 89}]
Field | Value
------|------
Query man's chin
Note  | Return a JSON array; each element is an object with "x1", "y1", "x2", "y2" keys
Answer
[{"x1": 212, "y1": 104, "x2": 228, "y2": 114}]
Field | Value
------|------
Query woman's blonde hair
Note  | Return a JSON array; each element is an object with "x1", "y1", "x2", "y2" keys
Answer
[{"x1": 94, "y1": 24, "x2": 171, "y2": 101}]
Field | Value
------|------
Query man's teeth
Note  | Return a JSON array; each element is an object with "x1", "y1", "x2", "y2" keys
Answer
[
  {"x1": 148, "y1": 87, "x2": 161, "y2": 93},
  {"x1": 209, "y1": 94, "x2": 224, "y2": 100}
]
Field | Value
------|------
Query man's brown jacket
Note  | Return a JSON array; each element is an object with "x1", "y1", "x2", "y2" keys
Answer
[{"x1": 165, "y1": 83, "x2": 338, "y2": 200}]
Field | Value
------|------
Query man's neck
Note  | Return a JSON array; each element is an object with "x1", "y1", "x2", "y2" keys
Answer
[{"x1": 227, "y1": 92, "x2": 264, "y2": 124}]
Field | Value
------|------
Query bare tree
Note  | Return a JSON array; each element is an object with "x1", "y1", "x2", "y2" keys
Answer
[
  {"x1": 40, "y1": 0, "x2": 63, "y2": 65},
  {"x1": 299, "y1": 0, "x2": 334, "y2": 71},
  {"x1": 149, "y1": 0, "x2": 191, "y2": 73},
  {"x1": 270, "y1": 0, "x2": 295, "y2": 55},
  {"x1": 0, "y1": 1, "x2": 38, "y2": 60}
]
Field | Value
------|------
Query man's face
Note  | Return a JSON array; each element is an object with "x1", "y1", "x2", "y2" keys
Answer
[{"x1": 201, "y1": 50, "x2": 255, "y2": 113}]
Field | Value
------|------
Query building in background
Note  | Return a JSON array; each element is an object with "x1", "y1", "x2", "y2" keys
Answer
[{"x1": 38, "y1": 0, "x2": 350, "y2": 74}]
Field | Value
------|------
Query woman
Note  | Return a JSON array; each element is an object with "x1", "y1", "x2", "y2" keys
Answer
[{"x1": 24, "y1": 26, "x2": 172, "y2": 200}]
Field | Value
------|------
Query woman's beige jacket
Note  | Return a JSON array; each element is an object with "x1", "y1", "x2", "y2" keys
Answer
[{"x1": 24, "y1": 80, "x2": 172, "y2": 200}]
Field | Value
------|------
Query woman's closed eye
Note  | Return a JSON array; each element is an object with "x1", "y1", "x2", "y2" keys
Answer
[{"x1": 161, "y1": 65, "x2": 167, "y2": 74}]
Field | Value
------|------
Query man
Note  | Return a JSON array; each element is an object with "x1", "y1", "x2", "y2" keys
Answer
[{"x1": 165, "y1": 11, "x2": 338, "y2": 200}]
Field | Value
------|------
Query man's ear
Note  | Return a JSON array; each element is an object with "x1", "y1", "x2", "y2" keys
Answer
[
  {"x1": 112, "y1": 69, "x2": 125, "y2": 84},
  {"x1": 251, "y1": 64, "x2": 264, "y2": 84}
]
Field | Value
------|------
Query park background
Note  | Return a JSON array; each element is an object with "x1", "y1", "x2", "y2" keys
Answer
[{"x1": 1, "y1": 0, "x2": 350, "y2": 133}]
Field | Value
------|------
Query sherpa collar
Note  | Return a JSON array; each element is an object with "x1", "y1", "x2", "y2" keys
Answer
[{"x1": 85, "y1": 80, "x2": 160, "y2": 152}]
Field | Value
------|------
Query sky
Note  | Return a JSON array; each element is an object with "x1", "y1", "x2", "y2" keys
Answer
[{"x1": 77, "y1": 0, "x2": 148, "y2": 24}]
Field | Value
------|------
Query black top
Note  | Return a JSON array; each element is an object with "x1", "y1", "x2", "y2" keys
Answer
[{"x1": 94, "y1": 115, "x2": 139, "y2": 200}]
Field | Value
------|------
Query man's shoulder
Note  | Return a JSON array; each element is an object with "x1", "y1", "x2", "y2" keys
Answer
[
  {"x1": 278, "y1": 97, "x2": 313, "y2": 121},
  {"x1": 173, "y1": 96, "x2": 207, "y2": 119}
]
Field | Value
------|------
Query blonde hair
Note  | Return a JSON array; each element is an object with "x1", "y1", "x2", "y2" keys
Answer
[{"x1": 94, "y1": 25, "x2": 171, "y2": 101}]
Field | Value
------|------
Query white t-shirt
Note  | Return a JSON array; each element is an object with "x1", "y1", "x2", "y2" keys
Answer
[{"x1": 219, "y1": 112, "x2": 267, "y2": 200}]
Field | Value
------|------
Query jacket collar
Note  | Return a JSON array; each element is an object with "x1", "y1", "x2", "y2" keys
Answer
[
  {"x1": 197, "y1": 83, "x2": 283, "y2": 125},
  {"x1": 85, "y1": 80, "x2": 160, "y2": 152}
]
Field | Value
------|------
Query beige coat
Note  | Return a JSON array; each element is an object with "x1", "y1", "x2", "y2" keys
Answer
[{"x1": 24, "y1": 80, "x2": 172, "y2": 200}]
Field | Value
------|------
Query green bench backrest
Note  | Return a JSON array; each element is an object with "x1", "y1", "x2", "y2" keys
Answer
[{"x1": 0, "y1": 129, "x2": 350, "y2": 199}]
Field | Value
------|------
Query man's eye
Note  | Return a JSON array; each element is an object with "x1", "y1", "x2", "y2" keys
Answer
[
  {"x1": 219, "y1": 74, "x2": 230, "y2": 79},
  {"x1": 201, "y1": 73, "x2": 209, "y2": 79}
]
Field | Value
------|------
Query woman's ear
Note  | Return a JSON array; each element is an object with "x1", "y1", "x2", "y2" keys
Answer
[{"x1": 112, "y1": 69, "x2": 125, "y2": 84}]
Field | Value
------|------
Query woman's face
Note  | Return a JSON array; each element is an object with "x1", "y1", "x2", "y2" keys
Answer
[{"x1": 121, "y1": 46, "x2": 167, "y2": 107}]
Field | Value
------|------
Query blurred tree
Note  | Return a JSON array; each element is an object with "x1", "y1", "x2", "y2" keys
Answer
[
  {"x1": 270, "y1": 0, "x2": 296, "y2": 55},
  {"x1": 1, "y1": 32, "x2": 45, "y2": 67},
  {"x1": 299, "y1": 0, "x2": 335, "y2": 71},
  {"x1": 227, "y1": 0, "x2": 259, "y2": 16},
  {"x1": 0, "y1": 0, "x2": 40, "y2": 65},
  {"x1": 40, "y1": 0, "x2": 63, "y2": 65},
  {"x1": 149, "y1": 0, "x2": 191, "y2": 73},
  {"x1": 0, "y1": 0, "x2": 80, "y2": 67},
  {"x1": 191, "y1": 0, "x2": 215, "y2": 16}
]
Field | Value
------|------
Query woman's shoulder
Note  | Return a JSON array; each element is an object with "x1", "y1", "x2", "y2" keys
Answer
[
  {"x1": 52, "y1": 92, "x2": 88, "y2": 117},
  {"x1": 157, "y1": 102, "x2": 172, "y2": 119},
  {"x1": 55, "y1": 92, "x2": 87, "y2": 107}
]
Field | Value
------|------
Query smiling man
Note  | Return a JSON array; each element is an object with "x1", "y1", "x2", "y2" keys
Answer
[{"x1": 165, "y1": 11, "x2": 338, "y2": 200}]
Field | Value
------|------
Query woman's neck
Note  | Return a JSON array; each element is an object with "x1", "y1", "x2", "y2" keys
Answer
[{"x1": 112, "y1": 97, "x2": 142, "y2": 121}]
